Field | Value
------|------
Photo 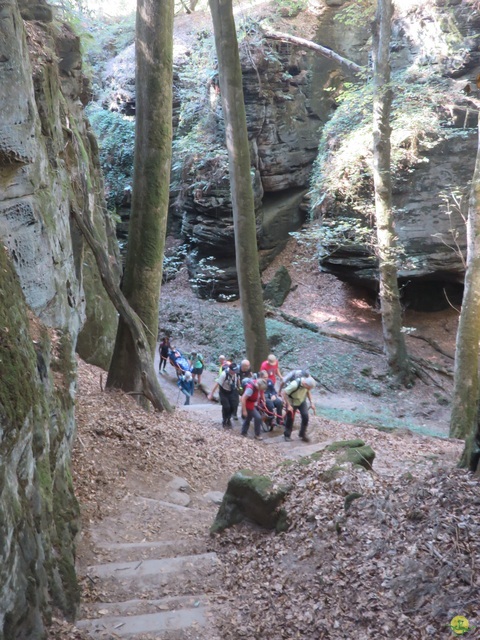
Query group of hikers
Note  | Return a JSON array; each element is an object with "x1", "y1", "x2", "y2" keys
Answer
[
  {"x1": 208, "y1": 353, "x2": 316, "y2": 443},
  {"x1": 158, "y1": 337, "x2": 204, "y2": 406},
  {"x1": 157, "y1": 338, "x2": 317, "y2": 442}
]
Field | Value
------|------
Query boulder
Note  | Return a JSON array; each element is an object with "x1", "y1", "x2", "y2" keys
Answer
[
  {"x1": 263, "y1": 266, "x2": 292, "y2": 307},
  {"x1": 327, "y1": 439, "x2": 376, "y2": 470},
  {"x1": 211, "y1": 470, "x2": 291, "y2": 533}
]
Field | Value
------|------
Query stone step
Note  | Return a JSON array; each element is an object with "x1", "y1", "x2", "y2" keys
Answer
[
  {"x1": 81, "y1": 593, "x2": 209, "y2": 618},
  {"x1": 76, "y1": 605, "x2": 208, "y2": 638},
  {"x1": 91, "y1": 539, "x2": 208, "y2": 563},
  {"x1": 85, "y1": 553, "x2": 219, "y2": 597}
]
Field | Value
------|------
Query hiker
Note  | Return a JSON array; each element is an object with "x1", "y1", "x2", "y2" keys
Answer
[
  {"x1": 233, "y1": 359, "x2": 253, "y2": 420},
  {"x1": 208, "y1": 355, "x2": 232, "y2": 400},
  {"x1": 260, "y1": 354, "x2": 283, "y2": 389},
  {"x1": 177, "y1": 370, "x2": 194, "y2": 406},
  {"x1": 258, "y1": 370, "x2": 283, "y2": 429},
  {"x1": 191, "y1": 352, "x2": 205, "y2": 385},
  {"x1": 241, "y1": 378, "x2": 268, "y2": 440},
  {"x1": 209, "y1": 362, "x2": 239, "y2": 428},
  {"x1": 158, "y1": 336, "x2": 170, "y2": 373},
  {"x1": 282, "y1": 375, "x2": 316, "y2": 443}
]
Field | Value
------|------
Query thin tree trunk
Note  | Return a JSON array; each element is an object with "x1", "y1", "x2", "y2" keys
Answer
[
  {"x1": 107, "y1": 0, "x2": 174, "y2": 396},
  {"x1": 262, "y1": 28, "x2": 364, "y2": 75},
  {"x1": 72, "y1": 207, "x2": 172, "y2": 411},
  {"x1": 209, "y1": 0, "x2": 269, "y2": 370},
  {"x1": 450, "y1": 124, "x2": 480, "y2": 450},
  {"x1": 372, "y1": 0, "x2": 412, "y2": 385}
]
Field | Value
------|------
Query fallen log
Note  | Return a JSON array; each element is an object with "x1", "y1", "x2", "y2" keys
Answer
[{"x1": 261, "y1": 27, "x2": 365, "y2": 76}]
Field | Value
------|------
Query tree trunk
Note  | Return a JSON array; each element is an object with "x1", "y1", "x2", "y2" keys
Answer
[
  {"x1": 372, "y1": 0, "x2": 412, "y2": 385},
  {"x1": 107, "y1": 0, "x2": 174, "y2": 396},
  {"x1": 449, "y1": 124, "x2": 480, "y2": 449},
  {"x1": 209, "y1": 0, "x2": 269, "y2": 370}
]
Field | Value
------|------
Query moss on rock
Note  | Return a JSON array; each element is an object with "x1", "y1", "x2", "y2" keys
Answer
[{"x1": 211, "y1": 469, "x2": 291, "y2": 533}]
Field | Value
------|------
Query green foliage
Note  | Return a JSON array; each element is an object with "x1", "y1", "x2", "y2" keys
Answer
[
  {"x1": 271, "y1": 0, "x2": 308, "y2": 18},
  {"x1": 86, "y1": 104, "x2": 135, "y2": 209},
  {"x1": 310, "y1": 73, "x2": 449, "y2": 218},
  {"x1": 333, "y1": 0, "x2": 375, "y2": 28},
  {"x1": 171, "y1": 30, "x2": 227, "y2": 194}
]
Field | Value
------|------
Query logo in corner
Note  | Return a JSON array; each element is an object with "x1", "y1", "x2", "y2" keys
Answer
[{"x1": 450, "y1": 616, "x2": 471, "y2": 636}]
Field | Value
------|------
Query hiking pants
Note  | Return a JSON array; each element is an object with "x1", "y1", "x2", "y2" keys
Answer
[
  {"x1": 242, "y1": 407, "x2": 262, "y2": 437},
  {"x1": 180, "y1": 390, "x2": 191, "y2": 406},
  {"x1": 219, "y1": 388, "x2": 235, "y2": 426},
  {"x1": 266, "y1": 397, "x2": 283, "y2": 424},
  {"x1": 284, "y1": 400, "x2": 309, "y2": 438},
  {"x1": 231, "y1": 389, "x2": 240, "y2": 419}
]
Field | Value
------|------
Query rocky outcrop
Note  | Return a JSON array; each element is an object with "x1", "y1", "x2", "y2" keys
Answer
[
  {"x1": 312, "y1": 0, "x2": 480, "y2": 302},
  {"x1": 98, "y1": 7, "x2": 368, "y2": 299},
  {"x1": 0, "y1": 0, "x2": 119, "y2": 637}
]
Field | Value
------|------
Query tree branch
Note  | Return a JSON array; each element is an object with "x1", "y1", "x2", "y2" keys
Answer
[{"x1": 71, "y1": 207, "x2": 173, "y2": 412}]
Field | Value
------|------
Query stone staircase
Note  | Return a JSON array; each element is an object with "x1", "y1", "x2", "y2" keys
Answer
[{"x1": 76, "y1": 481, "x2": 224, "y2": 639}]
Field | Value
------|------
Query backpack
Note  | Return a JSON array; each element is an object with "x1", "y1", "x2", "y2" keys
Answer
[
  {"x1": 285, "y1": 378, "x2": 302, "y2": 400},
  {"x1": 280, "y1": 369, "x2": 307, "y2": 391}
]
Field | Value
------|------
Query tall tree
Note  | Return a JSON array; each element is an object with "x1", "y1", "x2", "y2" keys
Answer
[
  {"x1": 449, "y1": 124, "x2": 480, "y2": 471},
  {"x1": 208, "y1": 0, "x2": 269, "y2": 370},
  {"x1": 372, "y1": 0, "x2": 412, "y2": 385},
  {"x1": 106, "y1": 0, "x2": 174, "y2": 408}
]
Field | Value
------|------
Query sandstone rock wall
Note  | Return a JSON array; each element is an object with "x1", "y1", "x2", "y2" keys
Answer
[
  {"x1": 314, "y1": 0, "x2": 480, "y2": 296},
  {"x1": 0, "y1": 0, "x2": 118, "y2": 637}
]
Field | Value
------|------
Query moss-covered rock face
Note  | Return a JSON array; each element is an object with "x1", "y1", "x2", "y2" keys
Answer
[
  {"x1": 211, "y1": 469, "x2": 291, "y2": 533},
  {"x1": 0, "y1": 247, "x2": 80, "y2": 638},
  {"x1": 0, "y1": 0, "x2": 115, "y2": 636}
]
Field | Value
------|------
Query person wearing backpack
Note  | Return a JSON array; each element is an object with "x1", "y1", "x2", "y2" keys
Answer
[
  {"x1": 279, "y1": 368, "x2": 310, "y2": 392},
  {"x1": 282, "y1": 375, "x2": 316, "y2": 442},
  {"x1": 210, "y1": 362, "x2": 238, "y2": 428},
  {"x1": 241, "y1": 378, "x2": 268, "y2": 440}
]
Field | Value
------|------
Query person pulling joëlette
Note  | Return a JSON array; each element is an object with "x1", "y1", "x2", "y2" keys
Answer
[
  {"x1": 241, "y1": 378, "x2": 268, "y2": 440},
  {"x1": 282, "y1": 375, "x2": 316, "y2": 443}
]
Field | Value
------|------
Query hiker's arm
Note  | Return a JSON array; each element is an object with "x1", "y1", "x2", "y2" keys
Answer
[
  {"x1": 282, "y1": 391, "x2": 292, "y2": 412},
  {"x1": 241, "y1": 394, "x2": 248, "y2": 417},
  {"x1": 308, "y1": 391, "x2": 315, "y2": 410},
  {"x1": 208, "y1": 382, "x2": 218, "y2": 400}
]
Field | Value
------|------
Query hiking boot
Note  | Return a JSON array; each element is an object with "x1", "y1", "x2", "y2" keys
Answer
[
  {"x1": 284, "y1": 435, "x2": 292, "y2": 442},
  {"x1": 241, "y1": 433, "x2": 248, "y2": 437},
  {"x1": 300, "y1": 435, "x2": 311, "y2": 443},
  {"x1": 254, "y1": 435, "x2": 263, "y2": 441},
  {"x1": 232, "y1": 415, "x2": 239, "y2": 421}
]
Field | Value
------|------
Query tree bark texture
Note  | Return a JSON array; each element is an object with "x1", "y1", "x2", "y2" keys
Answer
[
  {"x1": 209, "y1": 0, "x2": 269, "y2": 370},
  {"x1": 372, "y1": 0, "x2": 411, "y2": 384},
  {"x1": 72, "y1": 207, "x2": 172, "y2": 411},
  {"x1": 107, "y1": 0, "x2": 174, "y2": 394},
  {"x1": 450, "y1": 124, "x2": 480, "y2": 451}
]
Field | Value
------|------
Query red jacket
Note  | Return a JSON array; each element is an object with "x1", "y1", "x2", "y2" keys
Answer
[{"x1": 243, "y1": 382, "x2": 259, "y2": 411}]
